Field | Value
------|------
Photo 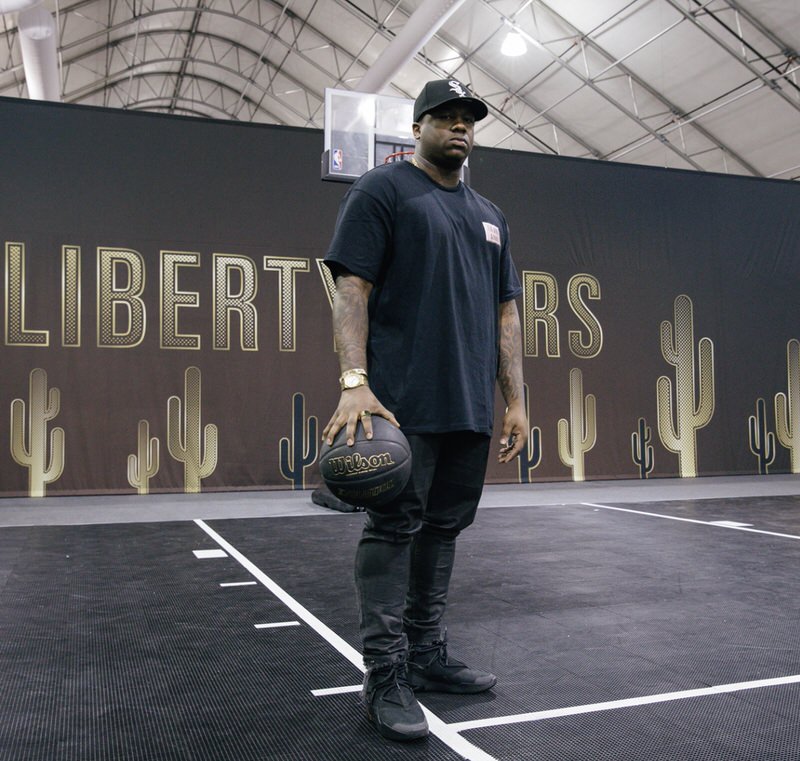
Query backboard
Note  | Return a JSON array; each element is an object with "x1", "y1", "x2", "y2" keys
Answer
[{"x1": 321, "y1": 88, "x2": 415, "y2": 183}]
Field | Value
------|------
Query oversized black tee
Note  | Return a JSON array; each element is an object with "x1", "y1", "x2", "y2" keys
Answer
[{"x1": 325, "y1": 160, "x2": 522, "y2": 435}]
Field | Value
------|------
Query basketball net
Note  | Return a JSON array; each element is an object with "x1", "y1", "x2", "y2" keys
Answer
[{"x1": 384, "y1": 151, "x2": 415, "y2": 164}]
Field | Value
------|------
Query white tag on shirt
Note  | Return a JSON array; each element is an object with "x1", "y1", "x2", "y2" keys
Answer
[{"x1": 482, "y1": 221, "x2": 501, "y2": 246}]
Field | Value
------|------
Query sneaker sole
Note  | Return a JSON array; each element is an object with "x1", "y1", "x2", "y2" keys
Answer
[
  {"x1": 409, "y1": 675, "x2": 497, "y2": 694},
  {"x1": 366, "y1": 708, "x2": 429, "y2": 741}
]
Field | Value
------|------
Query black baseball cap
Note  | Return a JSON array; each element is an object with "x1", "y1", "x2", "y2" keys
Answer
[{"x1": 413, "y1": 79, "x2": 489, "y2": 123}]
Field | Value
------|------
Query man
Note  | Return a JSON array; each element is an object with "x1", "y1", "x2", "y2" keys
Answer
[{"x1": 322, "y1": 79, "x2": 528, "y2": 742}]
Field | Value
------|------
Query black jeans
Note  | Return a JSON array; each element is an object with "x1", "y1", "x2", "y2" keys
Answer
[{"x1": 355, "y1": 432, "x2": 491, "y2": 666}]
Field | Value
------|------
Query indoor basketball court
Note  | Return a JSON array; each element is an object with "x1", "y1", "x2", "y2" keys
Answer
[
  {"x1": 3, "y1": 476, "x2": 800, "y2": 760},
  {"x1": 3, "y1": 0, "x2": 800, "y2": 758}
]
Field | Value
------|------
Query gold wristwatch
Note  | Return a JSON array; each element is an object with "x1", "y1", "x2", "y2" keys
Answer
[{"x1": 339, "y1": 368, "x2": 368, "y2": 391}]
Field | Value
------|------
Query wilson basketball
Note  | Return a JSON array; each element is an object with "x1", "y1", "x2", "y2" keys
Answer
[{"x1": 319, "y1": 416, "x2": 412, "y2": 508}]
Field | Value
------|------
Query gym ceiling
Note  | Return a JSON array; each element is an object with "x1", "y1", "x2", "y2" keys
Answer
[{"x1": 0, "y1": 0, "x2": 798, "y2": 180}]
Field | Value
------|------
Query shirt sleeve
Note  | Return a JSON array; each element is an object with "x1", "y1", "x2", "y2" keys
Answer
[
  {"x1": 324, "y1": 174, "x2": 395, "y2": 284},
  {"x1": 498, "y1": 215, "x2": 523, "y2": 302}
]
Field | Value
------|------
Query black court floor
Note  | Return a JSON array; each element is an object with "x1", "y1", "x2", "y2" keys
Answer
[{"x1": 2, "y1": 478, "x2": 800, "y2": 760}]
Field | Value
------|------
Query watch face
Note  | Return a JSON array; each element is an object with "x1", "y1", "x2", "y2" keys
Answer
[{"x1": 345, "y1": 376, "x2": 359, "y2": 388}]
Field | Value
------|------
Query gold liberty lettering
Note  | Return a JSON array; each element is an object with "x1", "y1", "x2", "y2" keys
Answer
[
  {"x1": 97, "y1": 248, "x2": 146, "y2": 348},
  {"x1": 522, "y1": 271, "x2": 559, "y2": 357},
  {"x1": 5, "y1": 242, "x2": 49, "y2": 346},
  {"x1": 62, "y1": 245, "x2": 81, "y2": 347},
  {"x1": 263, "y1": 256, "x2": 309, "y2": 352},
  {"x1": 213, "y1": 254, "x2": 258, "y2": 351},
  {"x1": 567, "y1": 274, "x2": 602, "y2": 358},
  {"x1": 160, "y1": 251, "x2": 200, "y2": 350},
  {"x1": 316, "y1": 258, "x2": 337, "y2": 351}
]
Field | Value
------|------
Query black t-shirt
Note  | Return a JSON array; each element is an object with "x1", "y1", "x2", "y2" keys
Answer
[{"x1": 325, "y1": 161, "x2": 522, "y2": 435}]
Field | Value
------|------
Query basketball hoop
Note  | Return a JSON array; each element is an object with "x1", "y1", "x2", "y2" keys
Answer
[{"x1": 384, "y1": 151, "x2": 415, "y2": 164}]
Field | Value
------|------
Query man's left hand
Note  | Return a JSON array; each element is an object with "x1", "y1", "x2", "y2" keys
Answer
[{"x1": 498, "y1": 400, "x2": 528, "y2": 463}]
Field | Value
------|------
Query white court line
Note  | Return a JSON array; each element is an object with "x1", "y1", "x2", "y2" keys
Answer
[
  {"x1": 194, "y1": 520, "x2": 362, "y2": 667},
  {"x1": 254, "y1": 621, "x2": 301, "y2": 629},
  {"x1": 193, "y1": 548, "x2": 228, "y2": 558},
  {"x1": 220, "y1": 581, "x2": 258, "y2": 587},
  {"x1": 194, "y1": 519, "x2": 498, "y2": 761},
  {"x1": 311, "y1": 685, "x2": 362, "y2": 697},
  {"x1": 580, "y1": 502, "x2": 800, "y2": 540},
  {"x1": 449, "y1": 673, "x2": 800, "y2": 732}
]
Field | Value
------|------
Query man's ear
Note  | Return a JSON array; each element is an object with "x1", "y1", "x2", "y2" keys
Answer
[{"x1": 412, "y1": 122, "x2": 421, "y2": 139}]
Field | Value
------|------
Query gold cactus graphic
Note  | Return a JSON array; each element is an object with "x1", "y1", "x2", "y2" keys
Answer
[
  {"x1": 557, "y1": 368, "x2": 596, "y2": 482},
  {"x1": 168, "y1": 366, "x2": 218, "y2": 493},
  {"x1": 10, "y1": 368, "x2": 65, "y2": 497},
  {"x1": 127, "y1": 420, "x2": 160, "y2": 495},
  {"x1": 775, "y1": 338, "x2": 800, "y2": 473},
  {"x1": 656, "y1": 295, "x2": 715, "y2": 478}
]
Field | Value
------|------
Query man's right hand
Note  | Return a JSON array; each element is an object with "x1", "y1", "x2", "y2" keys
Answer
[{"x1": 322, "y1": 386, "x2": 400, "y2": 446}]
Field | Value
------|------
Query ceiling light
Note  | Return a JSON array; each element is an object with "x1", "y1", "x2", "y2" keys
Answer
[{"x1": 501, "y1": 31, "x2": 527, "y2": 57}]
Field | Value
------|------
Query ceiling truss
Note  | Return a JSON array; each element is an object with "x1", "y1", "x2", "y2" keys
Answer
[{"x1": 0, "y1": 0, "x2": 797, "y2": 180}]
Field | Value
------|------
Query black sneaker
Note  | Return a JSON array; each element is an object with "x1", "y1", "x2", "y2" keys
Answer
[
  {"x1": 362, "y1": 661, "x2": 429, "y2": 741},
  {"x1": 408, "y1": 636, "x2": 497, "y2": 694}
]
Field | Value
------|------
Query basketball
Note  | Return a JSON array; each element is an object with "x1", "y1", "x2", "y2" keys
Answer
[{"x1": 319, "y1": 416, "x2": 412, "y2": 508}]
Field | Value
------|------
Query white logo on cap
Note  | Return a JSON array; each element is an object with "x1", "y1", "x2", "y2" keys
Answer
[{"x1": 448, "y1": 80, "x2": 468, "y2": 98}]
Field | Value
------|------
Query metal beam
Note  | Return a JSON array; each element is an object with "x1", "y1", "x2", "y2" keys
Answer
[
  {"x1": 532, "y1": 0, "x2": 762, "y2": 175},
  {"x1": 67, "y1": 67, "x2": 291, "y2": 122},
  {"x1": 168, "y1": 0, "x2": 204, "y2": 112},
  {"x1": 331, "y1": 0, "x2": 601, "y2": 157},
  {"x1": 59, "y1": 27, "x2": 324, "y2": 122},
  {"x1": 357, "y1": 0, "x2": 468, "y2": 93},
  {"x1": 663, "y1": 0, "x2": 800, "y2": 115}
]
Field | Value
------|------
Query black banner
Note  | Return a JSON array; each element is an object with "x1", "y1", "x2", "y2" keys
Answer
[{"x1": 2, "y1": 96, "x2": 799, "y2": 497}]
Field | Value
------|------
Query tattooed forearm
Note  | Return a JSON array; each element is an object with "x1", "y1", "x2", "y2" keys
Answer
[
  {"x1": 498, "y1": 299, "x2": 525, "y2": 405},
  {"x1": 332, "y1": 273, "x2": 373, "y2": 371}
]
